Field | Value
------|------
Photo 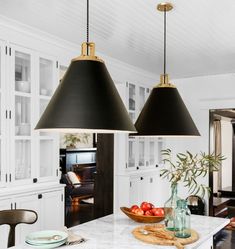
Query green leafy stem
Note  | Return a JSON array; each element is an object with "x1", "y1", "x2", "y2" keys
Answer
[{"x1": 160, "y1": 149, "x2": 225, "y2": 197}]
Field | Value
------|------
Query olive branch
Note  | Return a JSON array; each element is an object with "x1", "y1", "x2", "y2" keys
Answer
[{"x1": 160, "y1": 149, "x2": 225, "y2": 197}]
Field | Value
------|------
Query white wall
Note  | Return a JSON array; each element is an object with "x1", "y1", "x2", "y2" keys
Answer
[
  {"x1": 164, "y1": 73, "x2": 235, "y2": 209},
  {"x1": 221, "y1": 118, "x2": 233, "y2": 189}
]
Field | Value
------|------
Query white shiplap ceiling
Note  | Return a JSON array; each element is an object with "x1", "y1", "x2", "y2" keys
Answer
[{"x1": 0, "y1": 0, "x2": 235, "y2": 78}]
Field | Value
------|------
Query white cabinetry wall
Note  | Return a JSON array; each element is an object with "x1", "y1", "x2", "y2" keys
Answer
[
  {"x1": 114, "y1": 81, "x2": 166, "y2": 212},
  {"x1": 0, "y1": 18, "x2": 68, "y2": 249},
  {"x1": 116, "y1": 169, "x2": 167, "y2": 211},
  {"x1": 0, "y1": 41, "x2": 59, "y2": 187},
  {"x1": 0, "y1": 183, "x2": 64, "y2": 249}
]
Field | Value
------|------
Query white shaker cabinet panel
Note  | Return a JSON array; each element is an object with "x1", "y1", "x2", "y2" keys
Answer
[
  {"x1": 41, "y1": 190, "x2": 64, "y2": 230},
  {"x1": 0, "y1": 199, "x2": 11, "y2": 249},
  {"x1": 14, "y1": 194, "x2": 41, "y2": 245}
]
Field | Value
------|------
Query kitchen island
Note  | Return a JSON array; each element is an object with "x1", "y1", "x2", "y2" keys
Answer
[{"x1": 14, "y1": 213, "x2": 229, "y2": 249}]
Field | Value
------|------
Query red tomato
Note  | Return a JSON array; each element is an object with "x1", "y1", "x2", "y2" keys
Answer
[
  {"x1": 151, "y1": 208, "x2": 164, "y2": 217},
  {"x1": 134, "y1": 208, "x2": 144, "y2": 215},
  {"x1": 140, "y1": 202, "x2": 151, "y2": 212},
  {"x1": 145, "y1": 210, "x2": 153, "y2": 216},
  {"x1": 130, "y1": 205, "x2": 139, "y2": 213}
]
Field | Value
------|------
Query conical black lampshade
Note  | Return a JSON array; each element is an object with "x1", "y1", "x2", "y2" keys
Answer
[
  {"x1": 134, "y1": 77, "x2": 200, "y2": 136},
  {"x1": 35, "y1": 44, "x2": 136, "y2": 133}
]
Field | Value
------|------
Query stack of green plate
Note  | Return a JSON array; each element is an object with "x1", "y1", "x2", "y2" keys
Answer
[{"x1": 25, "y1": 230, "x2": 68, "y2": 249}]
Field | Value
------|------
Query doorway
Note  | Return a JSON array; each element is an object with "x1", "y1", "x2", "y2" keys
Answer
[
  {"x1": 60, "y1": 134, "x2": 114, "y2": 227},
  {"x1": 209, "y1": 108, "x2": 235, "y2": 217}
]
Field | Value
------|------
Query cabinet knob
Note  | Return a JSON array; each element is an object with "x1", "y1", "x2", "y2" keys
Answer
[
  {"x1": 33, "y1": 178, "x2": 38, "y2": 183},
  {"x1": 136, "y1": 166, "x2": 139, "y2": 170},
  {"x1": 38, "y1": 194, "x2": 43, "y2": 199},
  {"x1": 155, "y1": 164, "x2": 159, "y2": 168},
  {"x1": 140, "y1": 177, "x2": 144, "y2": 180}
]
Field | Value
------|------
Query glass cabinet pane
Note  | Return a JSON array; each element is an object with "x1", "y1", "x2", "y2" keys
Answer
[
  {"x1": 128, "y1": 84, "x2": 135, "y2": 111},
  {"x1": 59, "y1": 65, "x2": 67, "y2": 81},
  {"x1": 15, "y1": 96, "x2": 31, "y2": 136},
  {"x1": 138, "y1": 140, "x2": 145, "y2": 167},
  {"x1": 128, "y1": 140, "x2": 135, "y2": 168},
  {"x1": 149, "y1": 140, "x2": 155, "y2": 166},
  {"x1": 0, "y1": 95, "x2": 1, "y2": 135},
  {"x1": 40, "y1": 99, "x2": 49, "y2": 116},
  {"x1": 158, "y1": 138, "x2": 163, "y2": 164},
  {"x1": 39, "y1": 99, "x2": 50, "y2": 136},
  {"x1": 39, "y1": 58, "x2": 53, "y2": 96},
  {"x1": 0, "y1": 143, "x2": 1, "y2": 180},
  {"x1": 15, "y1": 51, "x2": 31, "y2": 93},
  {"x1": 15, "y1": 140, "x2": 31, "y2": 180},
  {"x1": 139, "y1": 87, "x2": 145, "y2": 111},
  {"x1": 129, "y1": 112, "x2": 135, "y2": 123},
  {"x1": 40, "y1": 140, "x2": 53, "y2": 177}
]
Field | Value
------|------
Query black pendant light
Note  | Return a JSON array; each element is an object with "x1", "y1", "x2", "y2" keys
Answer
[
  {"x1": 35, "y1": 0, "x2": 136, "y2": 133},
  {"x1": 134, "y1": 3, "x2": 200, "y2": 137}
]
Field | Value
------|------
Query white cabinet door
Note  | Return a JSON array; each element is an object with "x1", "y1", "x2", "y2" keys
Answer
[
  {"x1": 36, "y1": 55, "x2": 59, "y2": 183},
  {"x1": 41, "y1": 190, "x2": 64, "y2": 230},
  {"x1": 0, "y1": 41, "x2": 7, "y2": 188},
  {"x1": 130, "y1": 176, "x2": 149, "y2": 205},
  {"x1": 9, "y1": 45, "x2": 35, "y2": 186},
  {"x1": 146, "y1": 173, "x2": 164, "y2": 206},
  {"x1": 14, "y1": 194, "x2": 41, "y2": 244},
  {"x1": 129, "y1": 177, "x2": 141, "y2": 205},
  {"x1": 0, "y1": 199, "x2": 11, "y2": 249}
]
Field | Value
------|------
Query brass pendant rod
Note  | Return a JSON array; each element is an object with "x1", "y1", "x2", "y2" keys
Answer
[
  {"x1": 86, "y1": 0, "x2": 90, "y2": 55},
  {"x1": 163, "y1": 8, "x2": 167, "y2": 83}
]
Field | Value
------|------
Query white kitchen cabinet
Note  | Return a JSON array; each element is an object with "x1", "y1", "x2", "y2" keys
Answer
[
  {"x1": 114, "y1": 81, "x2": 166, "y2": 213},
  {"x1": 115, "y1": 169, "x2": 166, "y2": 211},
  {"x1": 0, "y1": 199, "x2": 11, "y2": 249},
  {"x1": 0, "y1": 183, "x2": 64, "y2": 249},
  {"x1": 41, "y1": 190, "x2": 64, "y2": 230},
  {"x1": 0, "y1": 43, "x2": 60, "y2": 187},
  {"x1": 115, "y1": 81, "x2": 164, "y2": 174},
  {"x1": 0, "y1": 40, "x2": 7, "y2": 188},
  {"x1": 14, "y1": 194, "x2": 42, "y2": 244},
  {"x1": 15, "y1": 191, "x2": 64, "y2": 244}
]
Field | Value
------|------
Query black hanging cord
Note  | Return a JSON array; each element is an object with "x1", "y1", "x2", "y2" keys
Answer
[
  {"x1": 163, "y1": 8, "x2": 167, "y2": 83},
  {"x1": 86, "y1": 0, "x2": 89, "y2": 55}
]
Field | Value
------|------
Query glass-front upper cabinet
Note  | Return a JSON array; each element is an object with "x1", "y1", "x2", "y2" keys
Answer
[
  {"x1": 138, "y1": 139, "x2": 145, "y2": 168},
  {"x1": 37, "y1": 55, "x2": 59, "y2": 181},
  {"x1": 128, "y1": 83, "x2": 136, "y2": 125},
  {"x1": 59, "y1": 65, "x2": 67, "y2": 82},
  {"x1": 149, "y1": 139, "x2": 155, "y2": 166},
  {"x1": 10, "y1": 46, "x2": 34, "y2": 184},
  {"x1": 125, "y1": 82, "x2": 162, "y2": 171},
  {"x1": 0, "y1": 42, "x2": 6, "y2": 187},
  {"x1": 128, "y1": 139, "x2": 136, "y2": 169}
]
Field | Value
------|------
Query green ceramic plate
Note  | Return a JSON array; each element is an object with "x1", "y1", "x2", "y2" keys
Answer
[
  {"x1": 26, "y1": 230, "x2": 68, "y2": 245},
  {"x1": 25, "y1": 240, "x2": 66, "y2": 249}
]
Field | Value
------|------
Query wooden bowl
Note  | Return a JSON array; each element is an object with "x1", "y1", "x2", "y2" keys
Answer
[{"x1": 120, "y1": 207, "x2": 165, "y2": 223}]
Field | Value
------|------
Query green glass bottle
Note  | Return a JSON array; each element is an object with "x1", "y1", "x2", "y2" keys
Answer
[
  {"x1": 175, "y1": 199, "x2": 191, "y2": 238},
  {"x1": 164, "y1": 183, "x2": 180, "y2": 231}
]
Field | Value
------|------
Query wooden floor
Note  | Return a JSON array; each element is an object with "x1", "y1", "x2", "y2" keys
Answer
[{"x1": 65, "y1": 202, "x2": 94, "y2": 228}]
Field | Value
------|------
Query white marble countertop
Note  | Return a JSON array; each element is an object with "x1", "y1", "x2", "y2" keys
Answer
[{"x1": 14, "y1": 213, "x2": 229, "y2": 249}]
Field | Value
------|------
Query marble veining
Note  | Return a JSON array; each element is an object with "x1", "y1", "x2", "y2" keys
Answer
[{"x1": 14, "y1": 214, "x2": 229, "y2": 249}]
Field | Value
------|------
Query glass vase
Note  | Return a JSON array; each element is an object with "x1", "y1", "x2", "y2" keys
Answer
[
  {"x1": 164, "y1": 183, "x2": 180, "y2": 231},
  {"x1": 175, "y1": 199, "x2": 191, "y2": 238}
]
